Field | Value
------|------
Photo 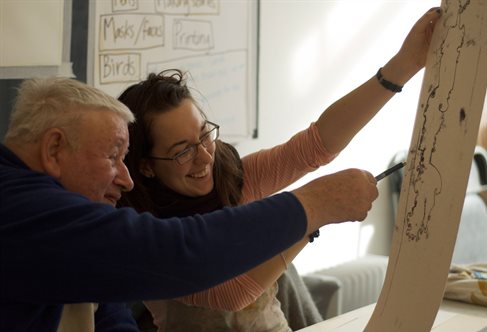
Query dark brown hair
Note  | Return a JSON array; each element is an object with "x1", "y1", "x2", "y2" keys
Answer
[{"x1": 118, "y1": 69, "x2": 243, "y2": 214}]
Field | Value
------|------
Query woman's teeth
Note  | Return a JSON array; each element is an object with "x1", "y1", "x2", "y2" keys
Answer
[{"x1": 189, "y1": 169, "x2": 208, "y2": 178}]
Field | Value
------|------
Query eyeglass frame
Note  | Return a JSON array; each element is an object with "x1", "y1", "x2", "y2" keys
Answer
[{"x1": 145, "y1": 121, "x2": 220, "y2": 165}]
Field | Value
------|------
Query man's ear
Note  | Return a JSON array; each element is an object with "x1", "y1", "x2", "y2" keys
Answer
[
  {"x1": 40, "y1": 128, "x2": 69, "y2": 178},
  {"x1": 139, "y1": 159, "x2": 155, "y2": 178}
]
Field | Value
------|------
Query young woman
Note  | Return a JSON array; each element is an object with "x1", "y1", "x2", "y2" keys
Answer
[{"x1": 118, "y1": 8, "x2": 441, "y2": 331}]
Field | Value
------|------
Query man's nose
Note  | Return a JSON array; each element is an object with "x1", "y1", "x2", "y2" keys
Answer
[{"x1": 117, "y1": 161, "x2": 134, "y2": 192}]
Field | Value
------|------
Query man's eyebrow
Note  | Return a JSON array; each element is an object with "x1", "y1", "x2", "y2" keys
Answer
[
  {"x1": 114, "y1": 138, "x2": 126, "y2": 147},
  {"x1": 113, "y1": 137, "x2": 129, "y2": 153}
]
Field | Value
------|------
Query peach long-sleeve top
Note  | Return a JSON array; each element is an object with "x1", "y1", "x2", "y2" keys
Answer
[{"x1": 145, "y1": 122, "x2": 336, "y2": 330}]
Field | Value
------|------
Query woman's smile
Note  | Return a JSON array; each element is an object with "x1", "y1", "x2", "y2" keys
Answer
[{"x1": 187, "y1": 166, "x2": 211, "y2": 179}]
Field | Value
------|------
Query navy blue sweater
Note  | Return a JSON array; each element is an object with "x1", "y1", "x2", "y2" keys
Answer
[{"x1": 0, "y1": 144, "x2": 307, "y2": 331}]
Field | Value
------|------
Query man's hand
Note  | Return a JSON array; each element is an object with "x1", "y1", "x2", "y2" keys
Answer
[{"x1": 292, "y1": 168, "x2": 378, "y2": 236}]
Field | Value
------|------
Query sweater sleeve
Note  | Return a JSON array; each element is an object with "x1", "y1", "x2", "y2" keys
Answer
[
  {"x1": 1, "y1": 170, "x2": 307, "y2": 304},
  {"x1": 240, "y1": 122, "x2": 337, "y2": 202},
  {"x1": 144, "y1": 273, "x2": 263, "y2": 325},
  {"x1": 174, "y1": 274, "x2": 263, "y2": 311}
]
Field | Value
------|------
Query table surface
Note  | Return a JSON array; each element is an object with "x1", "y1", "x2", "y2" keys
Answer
[
  {"x1": 297, "y1": 300, "x2": 487, "y2": 331},
  {"x1": 440, "y1": 299, "x2": 486, "y2": 317}
]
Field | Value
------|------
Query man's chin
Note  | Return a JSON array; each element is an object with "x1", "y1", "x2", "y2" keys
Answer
[{"x1": 103, "y1": 197, "x2": 118, "y2": 206}]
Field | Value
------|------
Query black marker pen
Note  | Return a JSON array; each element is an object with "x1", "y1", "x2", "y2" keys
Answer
[{"x1": 374, "y1": 161, "x2": 406, "y2": 182}]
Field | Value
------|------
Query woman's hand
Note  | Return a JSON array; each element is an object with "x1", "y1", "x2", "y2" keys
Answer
[{"x1": 382, "y1": 7, "x2": 442, "y2": 86}]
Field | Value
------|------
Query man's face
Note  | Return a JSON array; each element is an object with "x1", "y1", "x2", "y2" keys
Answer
[{"x1": 58, "y1": 109, "x2": 134, "y2": 206}]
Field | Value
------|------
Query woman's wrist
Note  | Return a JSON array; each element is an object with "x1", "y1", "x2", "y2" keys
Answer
[
  {"x1": 376, "y1": 68, "x2": 403, "y2": 93},
  {"x1": 381, "y1": 55, "x2": 421, "y2": 87}
]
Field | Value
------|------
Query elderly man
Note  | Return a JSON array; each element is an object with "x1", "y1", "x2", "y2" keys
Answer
[{"x1": 0, "y1": 77, "x2": 377, "y2": 331}]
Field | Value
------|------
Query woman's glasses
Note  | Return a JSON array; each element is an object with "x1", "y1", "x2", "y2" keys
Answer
[{"x1": 147, "y1": 121, "x2": 220, "y2": 165}]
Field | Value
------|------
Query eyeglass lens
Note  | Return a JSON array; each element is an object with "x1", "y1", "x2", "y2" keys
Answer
[{"x1": 176, "y1": 125, "x2": 219, "y2": 164}]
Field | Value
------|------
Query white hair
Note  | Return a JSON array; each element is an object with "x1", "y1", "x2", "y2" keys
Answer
[{"x1": 4, "y1": 77, "x2": 135, "y2": 145}]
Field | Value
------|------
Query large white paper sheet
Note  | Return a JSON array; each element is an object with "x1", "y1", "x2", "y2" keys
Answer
[{"x1": 365, "y1": 1, "x2": 487, "y2": 331}]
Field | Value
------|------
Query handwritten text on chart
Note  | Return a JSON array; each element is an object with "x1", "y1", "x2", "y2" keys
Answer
[
  {"x1": 155, "y1": 0, "x2": 219, "y2": 15},
  {"x1": 173, "y1": 20, "x2": 214, "y2": 51},
  {"x1": 147, "y1": 50, "x2": 248, "y2": 133},
  {"x1": 99, "y1": 53, "x2": 141, "y2": 84},
  {"x1": 112, "y1": 0, "x2": 138, "y2": 12},
  {"x1": 99, "y1": 14, "x2": 164, "y2": 50}
]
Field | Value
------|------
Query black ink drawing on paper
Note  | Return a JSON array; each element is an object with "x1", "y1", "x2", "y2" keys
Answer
[{"x1": 365, "y1": 1, "x2": 487, "y2": 330}]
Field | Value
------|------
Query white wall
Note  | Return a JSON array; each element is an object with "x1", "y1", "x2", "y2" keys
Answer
[{"x1": 235, "y1": 0, "x2": 438, "y2": 275}]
